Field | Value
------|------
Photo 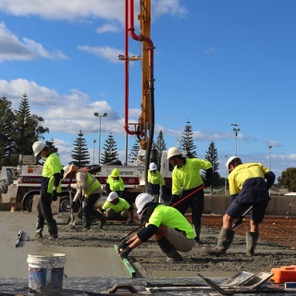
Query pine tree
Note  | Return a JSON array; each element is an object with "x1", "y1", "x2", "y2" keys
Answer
[
  {"x1": 70, "y1": 130, "x2": 90, "y2": 167},
  {"x1": 101, "y1": 133, "x2": 119, "y2": 164},
  {"x1": 129, "y1": 139, "x2": 140, "y2": 163},
  {"x1": 12, "y1": 93, "x2": 49, "y2": 165},
  {"x1": 0, "y1": 96, "x2": 15, "y2": 166},
  {"x1": 154, "y1": 130, "x2": 167, "y2": 168},
  {"x1": 180, "y1": 120, "x2": 197, "y2": 158},
  {"x1": 204, "y1": 141, "x2": 223, "y2": 187}
]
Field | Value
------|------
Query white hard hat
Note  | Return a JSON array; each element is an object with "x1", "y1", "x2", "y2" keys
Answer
[
  {"x1": 107, "y1": 191, "x2": 119, "y2": 202},
  {"x1": 135, "y1": 193, "x2": 154, "y2": 214},
  {"x1": 226, "y1": 156, "x2": 238, "y2": 169},
  {"x1": 166, "y1": 147, "x2": 182, "y2": 159},
  {"x1": 32, "y1": 141, "x2": 46, "y2": 157},
  {"x1": 149, "y1": 162, "x2": 157, "y2": 171}
]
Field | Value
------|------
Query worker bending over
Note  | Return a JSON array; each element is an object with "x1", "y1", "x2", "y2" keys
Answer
[
  {"x1": 101, "y1": 191, "x2": 134, "y2": 223},
  {"x1": 207, "y1": 156, "x2": 275, "y2": 256},
  {"x1": 118, "y1": 193, "x2": 195, "y2": 262},
  {"x1": 63, "y1": 165, "x2": 106, "y2": 230}
]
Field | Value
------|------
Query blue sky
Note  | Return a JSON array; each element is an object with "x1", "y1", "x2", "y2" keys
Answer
[{"x1": 0, "y1": 0, "x2": 295, "y2": 179}]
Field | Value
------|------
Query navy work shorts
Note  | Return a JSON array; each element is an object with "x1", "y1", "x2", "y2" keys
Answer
[{"x1": 226, "y1": 199, "x2": 269, "y2": 224}]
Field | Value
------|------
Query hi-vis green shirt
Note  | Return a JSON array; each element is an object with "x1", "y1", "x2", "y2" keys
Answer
[
  {"x1": 41, "y1": 153, "x2": 62, "y2": 193},
  {"x1": 172, "y1": 158, "x2": 212, "y2": 195},
  {"x1": 146, "y1": 204, "x2": 195, "y2": 239},
  {"x1": 148, "y1": 170, "x2": 165, "y2": 186},
  {"x1": 102, "y1": 197, "x2": 130, "y2": 213},
  {"x1": 106, "y1": 175, "x2": 125, "y2": 191}
]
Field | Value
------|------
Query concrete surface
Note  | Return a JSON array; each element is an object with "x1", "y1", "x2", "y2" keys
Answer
[
  {"x1": 0, "y1": 211, "x2": 292, "y2": 295},
  {"x1": 0, "y1": 211, "x2": 130, "y2": 278}
]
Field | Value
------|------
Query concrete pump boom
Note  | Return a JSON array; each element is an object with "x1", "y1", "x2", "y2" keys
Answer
[{"x1": 123, "y1": 0, "x2": 155, "y2": 188}]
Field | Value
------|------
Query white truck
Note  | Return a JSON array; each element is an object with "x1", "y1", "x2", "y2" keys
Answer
[{"x1": 0, "y1": 151, "x2": 173, "y2": 212}]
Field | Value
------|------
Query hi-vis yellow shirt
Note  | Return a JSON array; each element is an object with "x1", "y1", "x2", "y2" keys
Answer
[
  {"x1": 228, "y1": 162, "x2": 270, "y2": 195},
  {"x1": 42, "y1": 153, "x2": 62, "y2": 193},
  {"x1": 172, "y1": 158, "x2": 212, "y2": 195}
]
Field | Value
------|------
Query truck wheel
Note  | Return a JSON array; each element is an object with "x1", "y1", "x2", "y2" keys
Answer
[
  {"x1": 25, "y1": 197, "x2": 33, "y2": 212},
  {"x1": 59, "y1": 195, "x2": 71, "y2": 213}
]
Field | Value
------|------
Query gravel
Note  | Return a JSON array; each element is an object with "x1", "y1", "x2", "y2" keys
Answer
[{"x1": 35, "y1": 215, "x2": 296, "y2": 278}]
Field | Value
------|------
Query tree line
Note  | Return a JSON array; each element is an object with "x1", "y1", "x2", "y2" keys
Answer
[{"x1": 0, "y1": 95, "x2": 292, "y2": 190}]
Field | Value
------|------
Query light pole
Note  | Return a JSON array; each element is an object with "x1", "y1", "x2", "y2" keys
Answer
[
  {"x1": 231, "y1": 123, "x2": 240, "y2": 156},
  {"x1": 94, "y1": 112, "x2": 107, "y2": 165},
  {"x1": 225, "y1": 155, "x2": 228, "y2": 195},
  {"x1": 92, "y1": 140, "x2": 96, "y2": 165},
  {"x1": 268, "y1": 145, "x2": 272, "y2": 170}
]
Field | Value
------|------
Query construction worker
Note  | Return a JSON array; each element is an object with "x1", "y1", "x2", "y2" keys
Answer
[
  {"x1": 101, "y1": 191, "x2": 134, "y2": 223},
  {"x1": 63, "y1": 164, "x2": 106, "y2": 230},
  {"x1": 147, "y1": 162, "x2": 166, "y2": 203},
  {"x1": 118, "y1": 193, "x2": 195, "y2": 262},
  {"x1": 207, "y1": 156, "x2": 275, "y2": 256},
  {"x1": 105, "y1": 168, "x2": 125, "y2": 197},
  {"x1": 167, "y1": 147, "x2": 213, "y2": 244},
  {"x1": 32, "y1": 141, "x2": 61, "y2": 239}
]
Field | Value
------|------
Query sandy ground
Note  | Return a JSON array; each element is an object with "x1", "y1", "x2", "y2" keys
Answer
[{"x1": 36, "y1": 214, "x2": 296, "y2": 278}]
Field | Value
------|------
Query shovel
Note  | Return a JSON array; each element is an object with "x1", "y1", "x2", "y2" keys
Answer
[{"x1": 67, "y1": 187, "x2": 76, "y2": 228}]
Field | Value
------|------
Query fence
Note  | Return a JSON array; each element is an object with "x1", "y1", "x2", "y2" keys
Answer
[{"x1": 204, "y1": 194, "x2": 296, "y2": 216}]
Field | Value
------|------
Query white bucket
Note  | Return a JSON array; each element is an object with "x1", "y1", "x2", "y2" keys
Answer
[{"x1": 27, "y1": 252, "x2": 66, "y2": 295}]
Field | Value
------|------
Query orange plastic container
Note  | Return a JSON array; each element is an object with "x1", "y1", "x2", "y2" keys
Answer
[{"x1": 270, "y1": 266, "x2": 296, "y2": 283}]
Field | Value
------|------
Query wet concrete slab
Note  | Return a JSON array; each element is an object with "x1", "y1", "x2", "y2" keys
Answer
[
  {"x1": 0, "y1": 212, "x2": 292, "y2": 295},
  {"x1": 0, "y1": 211, "x2": 131, "y2": 278}
]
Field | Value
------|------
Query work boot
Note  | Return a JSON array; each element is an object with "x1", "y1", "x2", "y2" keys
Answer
[
  {"x1": 35, "y1": 230, "x2": 43, "y2": 239},
  {"x1": 99, "y1": 216, "x2": 106, "y2": 229},
  {"x1": 156, "y1": 238, "x2": 183, "y2": 262},
  {"x1": 246, "y1": 231, "x2": 259, "y2": 256},
  {"x1": 83, "y1": 215, "x2": 92, "y2": 230},
  {"x1": 193, "y1": 224, "x2": 203, "y2": 245},
  {"x1": 47, "y1": 220, "x2": 58, "y2": 238},
  {"x1": 206, "y1": 227, "x2": 234, "y2": 256}
]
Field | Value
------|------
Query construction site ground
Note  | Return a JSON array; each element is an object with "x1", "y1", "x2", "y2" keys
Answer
[{"x1": 0, "y1": 210, "x2": 295, "y2": 295}]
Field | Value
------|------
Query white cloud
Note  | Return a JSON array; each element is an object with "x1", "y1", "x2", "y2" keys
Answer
[
  {"x1": 96, "y1": 23, "x2": 121, "y2": 34},
  {"x1": 0, "y1": 0, "x2": 187, "y2": 22},
  {"x1": 0, "y1": 22, "x2": 67, "y2": 61},
  {"x1": 153, "y1": 0, "x2": 188, "y2": 18},
  {"x1": 204, "y1": 48, "x2": 218, "y2": 55},
  {"x1": 77, "y1": 45, "x2": 123, "y2": 63},
  {"x1": 22, "y1": 38, "x2": 67, "y2": 60},
  {"x1": 0, "y1": 0, "x2": 124, "y2": 22},
  {"x1": 0, "y1": 79, "x2": 126, "y2": 136}
]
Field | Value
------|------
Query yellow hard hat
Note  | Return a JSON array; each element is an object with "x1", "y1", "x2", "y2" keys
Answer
[{"x1": 111, "y1": 168, "x2": 120, "y2": 177}]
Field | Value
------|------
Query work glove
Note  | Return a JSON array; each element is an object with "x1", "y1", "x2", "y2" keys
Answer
[
  {"x1": 168, "y1": 194, "x2": 179, "y2": 206},
  {"x1": 51, "y1": 190, "x2": 58, "y2": 201},
  {"x1": 118, "y1": 240, "x2": 129, "y2": 252},
  {"x1": 120, "y1": 247, "x2": 132, "y2": 258}
]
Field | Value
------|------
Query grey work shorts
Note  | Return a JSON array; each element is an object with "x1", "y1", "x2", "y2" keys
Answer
[{"x1": 166, "y1": 227, "x2": 195, "y2": 252}]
